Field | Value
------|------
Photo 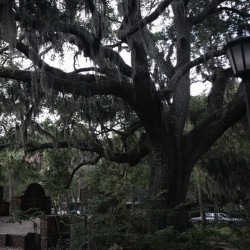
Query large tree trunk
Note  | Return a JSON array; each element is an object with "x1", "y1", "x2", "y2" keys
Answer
[
  {"x1": 145, "y1": 1, "x2": 193, "y2": 232},
  {"x1": 148, "y1": 136, "x2": 192, "y2": 232}
]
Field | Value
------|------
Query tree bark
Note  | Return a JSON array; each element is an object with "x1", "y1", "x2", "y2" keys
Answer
[
  {"x1": 148, "y1": 133, "x2": 192, "y2": 232},
  {"x1": 8, "y1": 167, "x2": 14, "y2": 214}
]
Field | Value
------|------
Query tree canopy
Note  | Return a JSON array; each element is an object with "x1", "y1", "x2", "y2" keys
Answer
[{"x1": 0, "y1": 0, "x2": 250, "y2": 231}]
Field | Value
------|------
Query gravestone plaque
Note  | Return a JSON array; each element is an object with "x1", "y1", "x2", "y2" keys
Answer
[{"x1": 80, "y1": 184, "x2": 100, "y2": 205}]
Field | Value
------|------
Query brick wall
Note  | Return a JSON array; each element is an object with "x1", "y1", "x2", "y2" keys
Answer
[
  {"x1": 40, "y1": 216, "x2": 70, "y2": 250},
  {"x1": 0, "y1": 233, "x2": 40, "y2": 249},
  {"x1": 0, "y1": 202, "x2": 10, "y2": 216},
  {"x1": 0, "y1": 234, "x2": 6, "y2": 247}
]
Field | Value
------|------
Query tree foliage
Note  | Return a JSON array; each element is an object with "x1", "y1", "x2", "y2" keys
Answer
[
  {"x1": 0, "y1": 0, "x2": 250, "y2": 231},
  {"x1": 201, "y1": 123, "x2": 250, "y2": 206}
]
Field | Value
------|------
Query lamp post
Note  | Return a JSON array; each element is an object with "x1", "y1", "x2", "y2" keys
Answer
[{"x1": 224, "y1": 34, "x2": 250, "y2": 129}]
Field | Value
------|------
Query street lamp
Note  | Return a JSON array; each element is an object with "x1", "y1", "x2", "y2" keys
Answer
[{"x1": 225, "y1": 33, "x2": 250, "y2": 128}]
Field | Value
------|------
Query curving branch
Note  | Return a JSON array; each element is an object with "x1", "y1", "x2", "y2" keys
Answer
[
  {"x1": 31, "y1": 121, "x2": 57, "y2": 143},
  {"x1": 99, "y1": 46, "x2": 132, "y2": 77},
  {"x1": 0, "y1": 46, "x2": 8, "y2": 54},
  {"x1": 14, "y1": 5, "x2": 132, "y2": 79},
  {"x1": 63, "y1": 26, "x2": 133, "y2": 77},
  {"x1": 217, "y1": 7, "x2": 250, "y2": 18},
  {"x1": 0, "y1": 67, "x2": 32, "y2": 82},
  {"x1": 103, "y1": 133, "x2": 149, "y2": 166},
  {"x1": 162, "y1": 48, "x2": 225, "y2": 95},
  {"x1": 118, "y1": 0, "x2": 175, "y2": 40},
  {"x1": 208, "y1": 67, "x2": 233, "y2": 111},
  {"x1": 0, "y1": 143, "x2": 12, "y2": 150},
  {"x1": 140, "y1": 29, "x2": 175, "y2": 79},
  {"x1": 38, "y1": 45, "x2": 53, "y2": 57},
  {"x1": 23, "y1": 132, "x2": 149, "y2": 167},
  {"x1": 0, "y1": 66, "x2": 134, "y2": 105},
  {"x1": 25, "y1": 140, "x2": 103, "y2": 154},
  {"x1": 84, "y1": 0, "x2": 104, "y2": 45},
  {"x1": 23, "y1": 129, "x2": 149, "y2": 166},
  {"x1": 17, "y1": 104, "x2": 34, "y2": 147},
  {"x1": 190, "y1": 0, "x2": 226, "y2": 26},
  {"x1": 185, "y1": 86, "x2": 246, "y2": 169},
  {"x1": 65, "y1": 154, "x2": 102, "y2": 189},
  {"x1": 12, "y1": 13, "x2": 132, "y2": 79},
  {"x1": 69, "y1": 36, "x2": 132, "y2": 77},
  {"x1": 69, "y1": 67, "x2": 102, "y2": 74}
]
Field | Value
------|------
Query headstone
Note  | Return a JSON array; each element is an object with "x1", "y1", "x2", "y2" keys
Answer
[{"x1": 20, "y1": 183, "x2": 52, "y2": 215}]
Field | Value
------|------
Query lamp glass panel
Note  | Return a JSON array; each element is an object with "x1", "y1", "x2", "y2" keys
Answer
[
  {"x1": 231, "y1": 44, "x2": 244, "y2": 72},
  {"x1": 243, "y1": 42, "x2": 250, "y2": 70},
  {"x1": 226, "y1": 48, "x2": 237, "y2": 74}
]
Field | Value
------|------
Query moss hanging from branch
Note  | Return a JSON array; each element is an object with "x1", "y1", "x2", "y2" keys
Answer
[
  {"x1": 40, "y1": 65, "x2": 56, "y2": 111},
  {"x1": 0, "y1": 0, "x2": 17, "y2": 50}
]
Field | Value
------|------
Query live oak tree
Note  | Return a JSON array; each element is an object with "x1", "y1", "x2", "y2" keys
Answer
[{"x1": 0, "y1": 0, "x2": 250, "y2": 231}]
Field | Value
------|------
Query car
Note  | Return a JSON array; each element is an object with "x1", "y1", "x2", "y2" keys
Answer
[
  {"x1": 68, "y1": 202, "x2": 82, "y2": 215},
  {"x1": 190, "y1": 212, "x2": 246, "y2": 224}
]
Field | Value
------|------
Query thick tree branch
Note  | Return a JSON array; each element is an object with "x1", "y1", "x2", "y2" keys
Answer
[
  {"x1": 24, "y1": 132, "x2": 149, "y2": 167},
  {"x1": 0, "y1": 67, "x2": 32, "y2": 82},
  {"x1": 121, "y1": 0, "x2": 165, "y2": 143},
  {"x1": 208, "y1": 67, "x2": 233, "y2": 111},
  {"x1": 0, "y1": 143, "x2": 12, "y2": 150},
  {"x1": 14, "y1": 2, "x2": 133, "y2": 78},
  {"x1": 118, "y1": 0, "x2": 175, "y2": 40},
  {"x1": 169, "y1": 1, "x2": 192, "y2": 135},
  {"x1": 65, "y1": 26, "x2": 132, "y2": 77},
  {"x1": 217, "y1": 7, "x2": 250, "y2": 18},
  {"x1": 0, "y1": 46, "x2": 8, "y2": 54},
  {"x1": 100, "y1": 46, "x2": 132, "y2": 77},
  {"x1": 0, "y1": 67, "x2": 134, "y2": 105},
  {"x1": 185, "y1": 87, "x2": 245, "y2": 168},
  {"x1": 12, "y1": 14, "x2": 132, "y2": 79},
  {"x1": 190, "y1": 0, "x2": 226, "y2": 25},
  {"x1": 16, "y1": 104, "x2": 34, "y2": 147},
  {"x1": 31, "y1": 122, "x2": 57, "y2": 143},
  {"x1": 25, "y1": 140, "x2": 103, "y2": 154},
  {"x1": 141, "y1": 29, "x2": 175, "y2": 79},
  {"x1": 65, "y1": 155, "x2": 102, "y2": 189},
  {"x1": 84, "y1": 0, "x2": 104, "y2": 45},
  {"x1": 163, "y1": 48, "x2": 225, "y2": 95},
  {"x1": 69, "y1": 67, "x2": 101, "y2": 74}
]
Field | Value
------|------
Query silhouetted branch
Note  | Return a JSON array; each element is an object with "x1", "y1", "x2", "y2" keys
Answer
[{"x1": 65, "y1": 155, "x2": 101, "y2": 189}]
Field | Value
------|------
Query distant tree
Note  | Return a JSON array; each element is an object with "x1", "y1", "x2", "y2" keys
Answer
[
  {"x1": 0, "y1": 150, "x2": 39, "y2": 207},
  {"x1": 0, "y1": 0, "x2": 250, "y2": 231}
]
